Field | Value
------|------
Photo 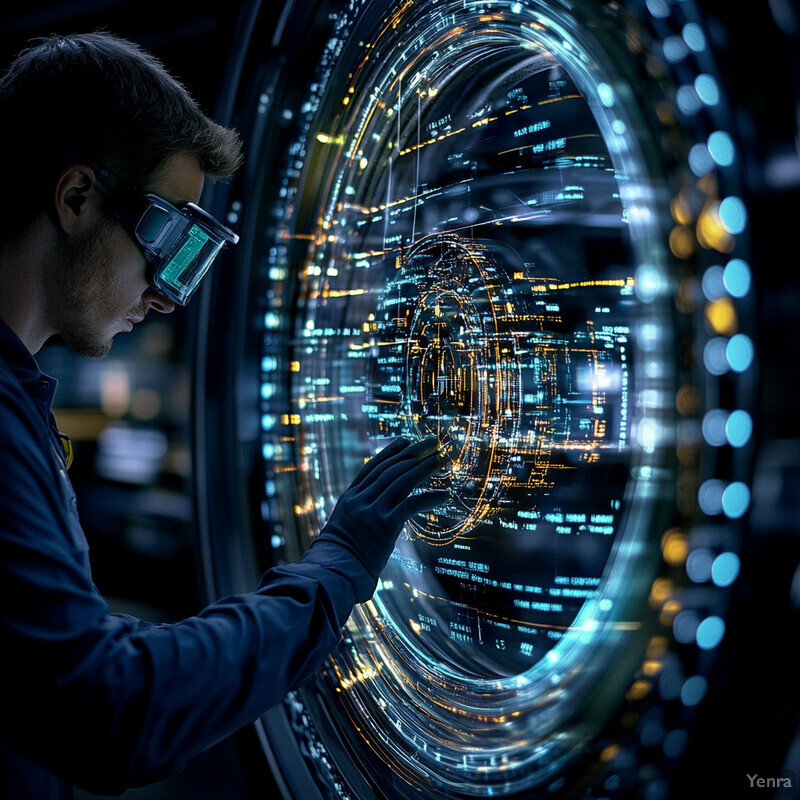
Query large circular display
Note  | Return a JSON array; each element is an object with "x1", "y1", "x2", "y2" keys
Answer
[{"x1": 216, "y1": 0, "x2": 756, "y2": 797}]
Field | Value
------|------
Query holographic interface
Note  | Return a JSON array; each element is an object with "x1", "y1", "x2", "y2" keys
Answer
[{"x1": 258, "y1": 0, "x2": 678, "y2": 795}]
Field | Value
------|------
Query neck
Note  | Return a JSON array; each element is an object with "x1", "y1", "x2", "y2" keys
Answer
[{"x1": 0, "y1": 219, "x2": 58, "y2": 354}]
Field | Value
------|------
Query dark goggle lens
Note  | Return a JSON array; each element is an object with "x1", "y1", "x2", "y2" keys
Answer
[{"x1": 137, "y1": 205, "x2": 172, "y2": 244}]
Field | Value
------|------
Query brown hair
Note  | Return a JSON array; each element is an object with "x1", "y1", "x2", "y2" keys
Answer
[{"x1": 0, "y1": 31, "x2": 242, "y2": 237}]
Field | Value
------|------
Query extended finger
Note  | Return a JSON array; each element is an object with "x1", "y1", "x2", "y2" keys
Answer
[
  {"x1": 401, "y1": 490, "x2": 451, "y2": 519},
  {"x1": 357, "y1": 435, "x2": 440, "y2": 493},
  {"x1": 348, "y1": 437, "x2": 410, "y2": 488},
  {"x1": 375, "y1": 447, "x2": 450, "y2": 508}
]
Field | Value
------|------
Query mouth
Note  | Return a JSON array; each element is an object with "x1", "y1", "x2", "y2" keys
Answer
[{"x1": 122, "y1": 315, "x2": 145, "y2": 332}]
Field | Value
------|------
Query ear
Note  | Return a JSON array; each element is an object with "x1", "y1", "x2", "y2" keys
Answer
[{"x1": 53, "y1": 164, "x2": 102, "y2": 233}]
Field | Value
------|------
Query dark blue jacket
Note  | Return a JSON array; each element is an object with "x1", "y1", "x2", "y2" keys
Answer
[{"x1": 0, "y1": 318, "x2": 372, "y2": 798}]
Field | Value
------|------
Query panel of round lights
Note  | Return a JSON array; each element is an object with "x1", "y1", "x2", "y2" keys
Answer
[{"x1": 254, "y1": 0, "x2": 754, "y2": 796}]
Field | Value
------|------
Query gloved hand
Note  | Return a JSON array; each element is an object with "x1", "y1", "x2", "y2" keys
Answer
[{"x1": 311, "y1": 436, "x2": 449, "y2": 596}]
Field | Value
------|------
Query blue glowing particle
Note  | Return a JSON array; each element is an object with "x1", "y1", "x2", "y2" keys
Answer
[
  {"x1": 597, "y1": 82, "x2": 615, "y2": 108},
  {"x1": 689, "y1": 143, "x2": 714, "y2": 176},
  {"x1": 723, "y1": 258, "x2": 751, "y2": 297},
  {"x1": 721, "y1": 482, "x2": 750, "y2": 519},
  {"x1": 676, "y1": 85, "x2": 702, "y2": 115},
  {"x1": 703, "y1": 337, "x2": 729, "y2": 376},
  {"x1": 701, "y1": 265, "x2": 726, "y2": 300},
  {"x1": 686, "y1": 548, "x2": 714, "y2": 583},
  {"x1": 725, "y1": 409, "x2": 753, "y2": 448},
  {"x1": 646, "y1": 0, "x2": 670, "y2": 18},
  {"x1": 702, "y1": 408, "x2": 728, "y2": 446},
  {"x1": 698, "y1": 479, "x2": 725, "y2": 515},
  {"x1": 694, "y1": 74, "x2": 720, "y2": 106},
  {"x1": 663, "y1": 729, "x2": 688, "y2": 758},
  {"x1": 663, "y1": 36, "x2": 688, "y2": 63},
  {"x1": 680, "y1": 676, "x2": 708, "y2": 707},
  {"x1": 261, "y1": 414, "x2": 277, "y2": 431},
  {"x1": 696, "y1": 616, "x2": 725, "y2": 650},
  {"x1": 708, "y1": 131, "x2": 735, "y2": 167},
  {"x1": 726, "y1": 333, "x2": 754, "y2": 373},
  {"x1": 719, "y1": 196, "x2": 748, "y2": 234},
  {"x1": 673, "y1": 609, "x2": 700, "y2": 644},
  {"x1": 682, "y1": 23, "x2": 707, "y2": 52},
  {"x1": 711, "y1": 551, "x2": 741, "y2": 587}
]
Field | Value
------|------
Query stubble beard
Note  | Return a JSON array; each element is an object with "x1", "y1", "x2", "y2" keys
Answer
[{"x1": 55, "y1": 215, "x2": 143, "y2": 359}]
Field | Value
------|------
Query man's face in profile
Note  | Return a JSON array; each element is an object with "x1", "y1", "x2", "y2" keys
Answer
[{"x1": 50, "y1": 152, "x2": 204, "y2": 358}]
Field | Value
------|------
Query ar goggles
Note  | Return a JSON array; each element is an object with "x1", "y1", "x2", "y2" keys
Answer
[{"x1": 78, "y1": 157, "x2": 239, "y2": 306}]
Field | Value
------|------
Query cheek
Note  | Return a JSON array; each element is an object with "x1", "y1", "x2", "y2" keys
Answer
[{"x1": 109, "y1": 229, "x2": 150, "y2": 296}]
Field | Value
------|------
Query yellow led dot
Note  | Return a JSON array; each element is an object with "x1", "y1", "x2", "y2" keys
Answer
[
  {"x1": 661, "y1": 528, "x2": 688, "y2": 566},
  {"x1": 669, "y1": 225, "x2": 696, "y2": 259},
  {"x1": 705, "y1": 297, "x2": 738, "y2": 335}
]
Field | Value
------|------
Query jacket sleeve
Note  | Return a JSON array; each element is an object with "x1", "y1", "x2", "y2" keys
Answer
[{"x1": 0, "y1": 382, "x2": 371, "y2": 794}]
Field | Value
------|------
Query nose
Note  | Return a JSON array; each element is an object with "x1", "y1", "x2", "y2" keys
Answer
[{"x1": 143, "y1": 287, "x2": 177, "y2": 314}]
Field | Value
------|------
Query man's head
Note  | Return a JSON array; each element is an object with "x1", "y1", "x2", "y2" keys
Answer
[{"x1": 0, "y1": 31, "x2": 243, "y2": 356}]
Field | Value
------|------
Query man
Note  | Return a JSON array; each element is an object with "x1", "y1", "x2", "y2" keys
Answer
[{"x1": 0, "y1": 32, "x2": 447, "y2": 798}]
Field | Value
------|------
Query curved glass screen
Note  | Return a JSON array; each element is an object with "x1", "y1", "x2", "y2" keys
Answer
[{"x1": 255, "y1": 0, "x2": 681, "y2": 796}]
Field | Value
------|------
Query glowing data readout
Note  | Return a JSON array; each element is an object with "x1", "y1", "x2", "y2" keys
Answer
[{"x1": 256, "y1": 0, "x2": 679, "y2": 795}]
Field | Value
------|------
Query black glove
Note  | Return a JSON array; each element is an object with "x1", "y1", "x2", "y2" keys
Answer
[{"x1": 312, "y1": 436, "x2": 448, "y2": 594}]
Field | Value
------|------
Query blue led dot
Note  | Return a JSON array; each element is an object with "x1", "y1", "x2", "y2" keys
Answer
[
  {"x1": 701, "y1": 265, "x2": 726, "y2": 300},
  {"x1": 663, "y1": 729, "x2": 688, "y2": 758},
  {"x1": 719, "y1": 196, "x2": 748, "y2": 234},
  {"x1": 726, "y1": 409, "x2": 753, "y2": 447},
  {"x1": 680, "y1": 676, "x2": 708, "y2": 707},
  {"x1": 663, "y1": 36, "x2": 688, "y2": 63},
  {"x1": 694, "y1": 74, "x2": 720, "y2": 106},
  {"x1": 722, "y1": 482, "x2": 750, "y2": 519},
  {"x1": 702, "y1": 409, "x2": 729, "y2": 446},
  {"x1": 708, "y1": 131, "x2": 735, "y2": 167},
  {"x1": 676, "y1": 85, "x2": 702, "y2": 115},
  {"x1": 726, "y1": 333, "x2": 754, "y2": 373},
  {"x1": 640, "y1": 719, "x2": 666, "y2": 748},
  {"x1": 682, "y1": 23, "x2": 707, "y2": 52},
  {"x1": 698, "y1": 479, "x2": 725, "y2": 515},
  {"x1": 723, "y1": 258, "x2": 751, "y2": 297},
  {"x1": 261, "y1": 414, "x2": 276, "y2": 431},
  {"x1": 262, "y1": 442, "x2": 275, "y2": 460},
  {"x1": 689, "y1": 143, "x2": 714, "y2": 176},
  {"x1": 703, "y1": 337, "x2": 729, "y2": 376},
  {"x1": 712, "y1": 551, "x2": 741, "y2": 587},
  {"x1": 597, "y1": 83, "x2": 615, "y2": 108},
  {"x1": 673, "y1": 609, "x2": 700, "y2": 643},
  {"x1": 686, "y1": 548, "x2": 714, "y2": 582},
  {"x1": 658, "y1": 668, "x2": 683, "y2": 700},
  {"x1": 696, "y1": 616, "x2": 725, "y2": 649},
  {"x1": 646, "y1": 0, "x2": 670, "y2": 18}
]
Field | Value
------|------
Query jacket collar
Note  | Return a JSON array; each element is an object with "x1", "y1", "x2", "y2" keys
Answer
[{"x1": 0, "y1": 317, "x2": 59, "y2": 415}]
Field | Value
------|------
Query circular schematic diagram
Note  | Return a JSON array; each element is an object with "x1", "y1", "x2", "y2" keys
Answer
[
  {"x1": 370, "y1": 232, "x2": 634, "y2": 545},
  {"x1": 195, "y1": 0, "x2": 761, "y2": 797}
]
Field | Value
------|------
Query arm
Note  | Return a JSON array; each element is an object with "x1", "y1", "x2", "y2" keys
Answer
[{"x1": 0, "y1": 398, "x2": 445, "y2": 794}]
